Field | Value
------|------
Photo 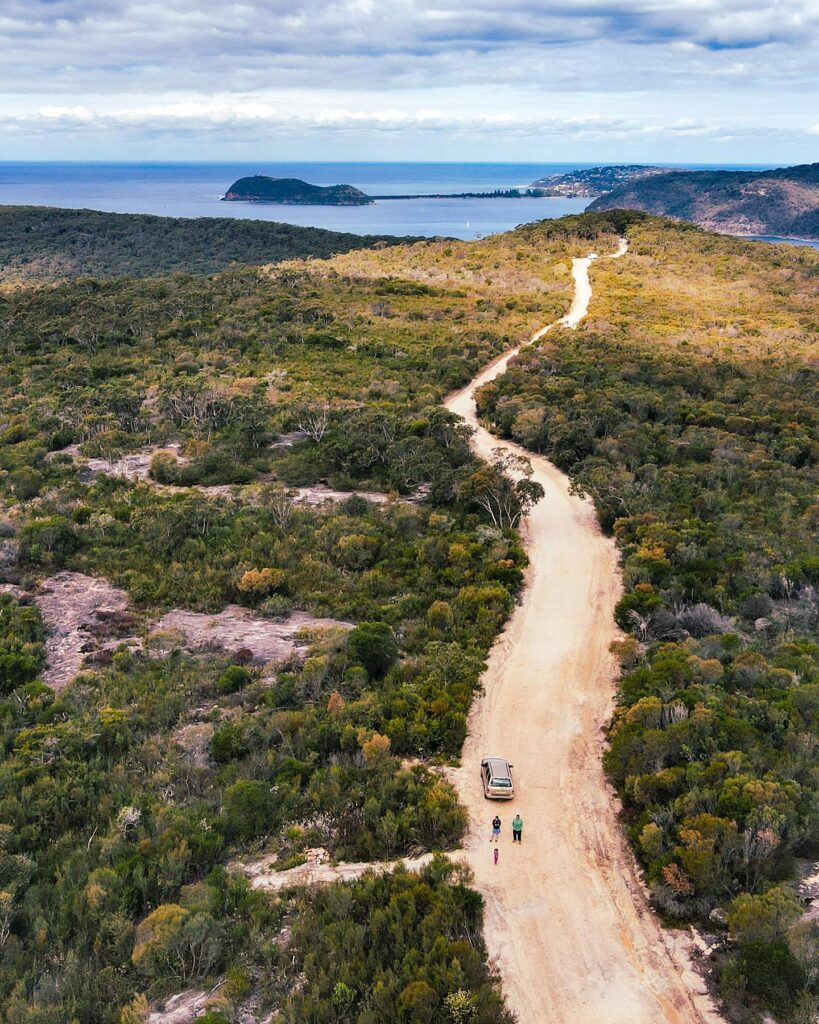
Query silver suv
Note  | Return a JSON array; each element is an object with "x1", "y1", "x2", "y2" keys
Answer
[{"x1": 481, "y1": 757, "x2": 515, "y2": 800}]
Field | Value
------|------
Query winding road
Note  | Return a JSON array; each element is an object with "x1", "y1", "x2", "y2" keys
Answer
[{"x1": 445, "y1": 241, "x2": 722, "y2": 1024}]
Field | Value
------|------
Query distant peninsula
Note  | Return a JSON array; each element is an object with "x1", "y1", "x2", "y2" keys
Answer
[
  {"x1": 370, "y1": 188, "x2": 545, "y2": 200},
  {"x1": 223, "y1": 175, "x2": 373, "y2": 206},
  {"x1": 589, "y1": 162, "x2": 819, "y2": 238},
  {"x1": 529, "y1": 165, "x2": 671, "y2": 197}
]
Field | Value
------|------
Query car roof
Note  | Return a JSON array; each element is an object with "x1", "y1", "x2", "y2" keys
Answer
[{"x1": 484, "y1": 757, "x2": 512, "y2": 776}]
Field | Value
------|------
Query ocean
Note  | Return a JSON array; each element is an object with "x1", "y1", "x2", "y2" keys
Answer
[{"x1": 0, "y1": 161, "x2": 815, "y2": 245}]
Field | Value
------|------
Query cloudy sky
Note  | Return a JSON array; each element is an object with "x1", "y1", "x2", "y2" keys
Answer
[{"x1": 2, "y1": 0, "x2": 818, "y2": 162}]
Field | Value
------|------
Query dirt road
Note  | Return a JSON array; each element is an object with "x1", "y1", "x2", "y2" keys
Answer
[{"x1": 445, "y1": 241, "x2": 722, "y2": 1024}]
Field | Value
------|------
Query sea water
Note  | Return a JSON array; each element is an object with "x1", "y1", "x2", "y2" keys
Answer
[
  {"x1": 0, "y1": 161, "x2": 591, "y2": 239},
  {"x1": 1, "y1": 161, "x2": 812, "y2": 245}
]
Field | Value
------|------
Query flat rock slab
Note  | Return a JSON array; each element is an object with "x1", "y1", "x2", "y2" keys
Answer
[
  {"x1": 35, "y1": 572, "x2": 131, "y2": 690},
  {"x1": 293, "y1": 484, "x2": 391, "y2": 505},
  {"x1": 16, "y1": 574, "x2": 350, "y2": 690},
  {"x1": 47, "y1": 443, "x2": 183, "y2": 483},
  {"x1": 270, "y1": 429, "x2": 309, "y2": 448},
  {"x1": 172, "y1": 721, "x2": 215, "y2": 768},
  {"x1": 147, "y1": 990, "x2": 209, "y2": 1024},
  {"x1": 155, "y1": 606, "x2": 352, "y2": 662},
  {"x1": 47, "y1": 442, "x2": 399, "y2": 505},
  {"x1": 232, "y1": 846, "x2": 439, "y2": 891},
  {"x1": 798, "y1": 859, "x2": 819, "y2": 923}
]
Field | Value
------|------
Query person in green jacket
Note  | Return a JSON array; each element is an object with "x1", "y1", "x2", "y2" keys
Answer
[{"x1": 512, "y1": 814, "x2": 523, "y2": 843}]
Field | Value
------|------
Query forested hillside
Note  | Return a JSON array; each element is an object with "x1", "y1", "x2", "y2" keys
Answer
[
  {"x1": 590, "y1": 162, "x2": 819, "y2": 238},
  {"x1": 476, "y1": 215, "x2": 819, "y2": 1023},
  {"x1": 0, "y1": 206, "x2": 416, "y2": 283}
]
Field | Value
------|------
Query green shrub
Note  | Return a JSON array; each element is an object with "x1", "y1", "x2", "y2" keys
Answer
[
  {"x1": 223, "y1": 780, "x2": 276, "y2": 841},
  {"x1": 9, "y1": 468, "x2": 43, "y2": 499},
  {"x1": 210, "y1": 722, "x2": 249, "y2": 764},
  {"x1": 732, "y1": 941, "x2": 806, "y2": 1016},
  {"x1": 347, "y1": 621, "x2": 399, "y2": 678},
  {"x1": 0, "y1": 652, "x2": 40, "y2": 694},
  {"x1": 215, "y1": 664, "x2": 252, "y2": 694}
]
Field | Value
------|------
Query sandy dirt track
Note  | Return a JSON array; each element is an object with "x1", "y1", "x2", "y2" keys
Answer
[{"x1": 445, "y1": 241, "x2": 723, "y2": 1024}]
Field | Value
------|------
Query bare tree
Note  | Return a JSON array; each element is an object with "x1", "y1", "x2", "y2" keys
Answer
[
  {"x1": 263, "y1": 484, "x2": 296, "y2": 530},
  {"x1": 468, "y1": 448, "x2": 544, "y2": 528},
  {"x1": 296, "y1": 403, "x2": 331, "y2": 444}
]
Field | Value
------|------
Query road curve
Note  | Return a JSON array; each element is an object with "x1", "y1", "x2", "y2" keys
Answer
[{"x1": 445, "y1": 240, "x2": 723, "y2": 1024}]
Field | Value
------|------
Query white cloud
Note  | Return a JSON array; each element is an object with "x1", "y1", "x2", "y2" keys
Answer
[
  {"x1": 0, "y1": 101, "x2": 799, "y2": 144},
  {"x1": 2, "y1": 0, "x2": 818, "y2": 95},
  {"x1": 0, "y1": 1, "x2": 816, "y2": 158}
]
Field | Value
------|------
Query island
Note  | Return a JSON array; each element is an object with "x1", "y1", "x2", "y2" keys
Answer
[
  {"x1": 223, "y1": 175, "x2": 373, "y2": 205},
  {"x1": 528, "y1": 165, "x2": 671, "y2": 197},
  {"x1": 588, "y1": 161, "x2": 819, "y2": 238}
]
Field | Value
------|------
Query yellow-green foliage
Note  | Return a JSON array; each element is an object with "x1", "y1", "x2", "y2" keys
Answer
[{"x1": 476, "y1": 214, "x2": 819, "y2": 1020}]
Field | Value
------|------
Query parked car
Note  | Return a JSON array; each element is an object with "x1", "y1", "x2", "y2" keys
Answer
[{"x1": 481, "y1": 756, "x2": 515, "y2": 799}]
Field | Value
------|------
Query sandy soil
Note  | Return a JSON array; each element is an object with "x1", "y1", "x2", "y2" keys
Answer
[
  {"x1": 155, "y1": 606, "x2": 352, "y2": 662},
  {"x1": 444, "y1": 239, "x2": 724, "y2": 1024},
  {"x1": 232, "y1": 846, "x2": 437, "y2": 892}
]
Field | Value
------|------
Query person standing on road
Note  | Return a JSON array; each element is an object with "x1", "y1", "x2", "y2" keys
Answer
[
  {"x1": 491, "y1": 815, "x2": 501, "y2": 842},
  {"x1": 512, "y1": 814, "x2": 523, "y2": 843}
]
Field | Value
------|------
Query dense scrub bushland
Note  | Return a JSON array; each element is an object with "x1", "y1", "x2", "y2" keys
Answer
[
  {"x1": 0, "y1": 209, "x2": 605, "y2": 516},
  {"x1": 477, "y1": 217, "x2": 819, "y2": 1022},
  {"x1": 0, "y1": 210, "x2": 619, "y2": 1024},
  {"x1": 0, "y1": 206, "x2": 420, "y2": 282},
  {"x1": 0, "y1": 603, "x2": 494, "y2": 1019},
  {"x1": 7, "y1": 207, "x2": 811, "y2": 1023},
  {"x1": 280, "y1": 858, "x2": 513, "y2": 1024}
]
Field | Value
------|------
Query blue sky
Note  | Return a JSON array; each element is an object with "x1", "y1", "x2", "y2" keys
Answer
[{"x1": 1, "y1": 0, "x2": 817, "y2": 162}]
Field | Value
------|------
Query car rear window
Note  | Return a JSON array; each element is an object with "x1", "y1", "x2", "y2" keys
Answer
[{"x1": 491, "y1": 778, "x2": 512, "y2": 787}]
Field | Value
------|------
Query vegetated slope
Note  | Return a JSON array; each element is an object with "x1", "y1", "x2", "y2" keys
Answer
[
  {"x1": 530, "y1": 164, "x2": 671, "y2": 197},
  {"x1": 0, "y1": 214, "x2": 636, "y2": 1023},
  {"x1": 223, "y1": 174, "x2": 372, "y2": 205},
  {"x1": 589, "y1": 162, "x2": 819, "y2": 238},
  {"x1": 0, "y1": 205, "x2": 414, "y2": 283},
  {"x1": 477, "y1": 216, "x2": 819, "y2": 1023}
]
